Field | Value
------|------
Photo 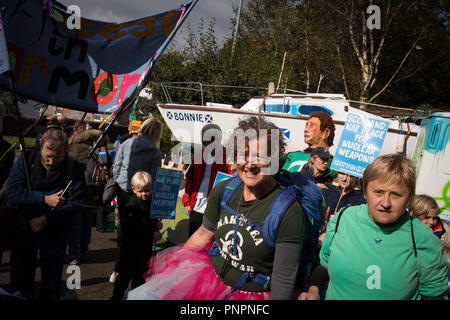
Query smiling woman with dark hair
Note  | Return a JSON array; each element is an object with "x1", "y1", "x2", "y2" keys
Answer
[{"x1": 126, "y1": 116, "x2": 305, "y2": 300}]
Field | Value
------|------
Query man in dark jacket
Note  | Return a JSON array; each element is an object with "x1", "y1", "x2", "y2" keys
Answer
[{"x1": 4, "y1": 128, "x2": 85, "y2": 300}]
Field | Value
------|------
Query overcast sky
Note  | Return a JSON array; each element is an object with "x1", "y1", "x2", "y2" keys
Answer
[{"x1": 58, "y1": 0, "x2": 239, "y2": 50}]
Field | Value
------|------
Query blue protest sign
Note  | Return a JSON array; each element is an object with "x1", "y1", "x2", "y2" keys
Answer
[
  {"x1": 213, "y1": 172, "x2": 233, "y2": 188},
  {"x1": 331, "y1": 113, "x2": 389, "y2": 178},
  {"x1": 150, "y1": 168, "x2": 183, "y2": 219}
]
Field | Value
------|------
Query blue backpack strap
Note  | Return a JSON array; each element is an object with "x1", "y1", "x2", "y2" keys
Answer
[
  {"x1": 220, "y1": 175, "x2": 243, "y2": 211},
  {"x1": 205, "y1": 241, "x2": 220, "y2": 256},
  {"x1": 221, "y1": 201, "x2": 263, "y2": 258},
  {"x1": 262, "y1": 186, "x2": 297, "y2": 249}
]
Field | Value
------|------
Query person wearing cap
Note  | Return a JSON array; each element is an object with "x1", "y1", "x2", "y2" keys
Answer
[
  {"x1": 281, "y1": 111, "x2": 335, "y2": 173},
  {"x1": 299, "y1": 147, "x2": 333, "y2": 188}
]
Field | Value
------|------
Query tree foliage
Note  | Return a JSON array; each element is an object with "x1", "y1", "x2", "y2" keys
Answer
[
  {"x1": 139, "y1": 0, "x2": 449, "y2": 153},
  {"x1": 147, "y1": 0, "x2": 449, "y2": 111}
]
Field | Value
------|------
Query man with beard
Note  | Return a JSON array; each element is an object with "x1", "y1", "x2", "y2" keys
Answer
[
  {"x1": 282, "y1": 111, "x2": 335, "y2": 173},
  {"x1": 4, "y1": 128, "x2": 85, "y2": 300}
]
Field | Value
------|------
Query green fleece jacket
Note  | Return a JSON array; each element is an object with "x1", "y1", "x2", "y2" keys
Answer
[{"x1": 320, "y1": 204, "x2": 448, "y2": 300}]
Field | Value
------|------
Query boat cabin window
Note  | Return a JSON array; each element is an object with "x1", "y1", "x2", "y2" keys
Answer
[{"x1": 297, "y1": 105, "x2": 333, "y2": 116}]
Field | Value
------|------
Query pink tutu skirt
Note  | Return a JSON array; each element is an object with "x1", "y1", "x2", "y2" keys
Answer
[{"x1": 125, "y1": 244, "x2": 271, "y2": 300}]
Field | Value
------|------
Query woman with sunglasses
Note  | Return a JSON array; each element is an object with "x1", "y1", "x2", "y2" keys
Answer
[{"x1": 299, "y1": 147, "x2": 334, "y2": 189}]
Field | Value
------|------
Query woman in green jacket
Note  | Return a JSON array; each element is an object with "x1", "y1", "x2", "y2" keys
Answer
[{"x1": 299, "y1": 154, "x2": 448, "y2": 300}]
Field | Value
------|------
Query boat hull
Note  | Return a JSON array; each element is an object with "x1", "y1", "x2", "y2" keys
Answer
[{"x1": 157, "y1": 103, "x2": 419, "y2": 159}]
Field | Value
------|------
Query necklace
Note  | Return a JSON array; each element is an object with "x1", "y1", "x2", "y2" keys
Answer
[
  {"x1": 219, "y1": 190, "x2": 260, "y2": 279},
  {"x1": 374, "y1": 235, "x2": 382, "y2": 244},
  {"x1": 228, "y1": 192, "x2": 259, "y2": 254},
  {"x1": 236, "y1": 192, "x2": 259, "y2": 222},
  {"x1": 374, "y1": 228, "x2": 383, "y2": 244}
]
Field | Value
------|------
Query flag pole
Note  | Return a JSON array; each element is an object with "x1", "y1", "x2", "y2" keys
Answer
[
  {"x1": 86, "y1": 0, "x2": 198, "y2": 160},
  {"x1": 231, "y1": 0, "x2": 244, "y2": 62},
  {"x1": 1, "y1": 6, "x2": 31, "y2": 189}
]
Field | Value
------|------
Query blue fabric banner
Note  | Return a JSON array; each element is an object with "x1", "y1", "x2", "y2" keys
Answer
[{"x1": 0, "y1": 0, "x2": 195, "y2": 114}]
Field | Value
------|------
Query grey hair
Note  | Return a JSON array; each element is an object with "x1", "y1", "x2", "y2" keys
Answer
[{"x1": 40, "y1": 128, "x2": 68, "y2": 151}]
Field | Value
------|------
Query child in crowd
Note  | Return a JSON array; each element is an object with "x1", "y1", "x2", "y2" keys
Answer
[
  {"x1": 111, "y1": 171, "x2": 162, "y2": 300},
  {"x1": 410, "y1": 194, "x2": 446, "y2": 239}
]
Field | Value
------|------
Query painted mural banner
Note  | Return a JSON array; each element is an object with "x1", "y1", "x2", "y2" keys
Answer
[
  {"x1": 331, "y1": 113, "x2": 389, "y2": 178},
  {"x1": 0, "y1": 0, "x2": 196, "y2": 114},
  {"x1": 150, "y1": 167, "x2": 183, "y2": 220}
]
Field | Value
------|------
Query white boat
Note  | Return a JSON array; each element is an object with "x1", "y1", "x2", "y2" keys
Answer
[{"x1": 155, "y1": 83, "x2": 420, "y2": 159}]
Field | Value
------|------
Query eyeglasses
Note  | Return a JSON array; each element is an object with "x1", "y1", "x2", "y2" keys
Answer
[
  {"x1": 42, "y1": 154, "x2": 65, "y2": 161},
  {"x1": 236, "y1": 152, "x2": 271, "y2": 166}
]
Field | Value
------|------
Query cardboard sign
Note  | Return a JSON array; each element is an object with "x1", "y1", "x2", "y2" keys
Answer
[
  {"x1": 331, "y1": 113, "x2": 389, "y2": 178},
  {"x1": 213, "y1": 171, "x2": 233, "y2": 188},
  {"x1": 150, "y1": 168, "x2": 183, "y2": 219},
  {"x1": 128, "y1": 120, "x2": 142, "y2": 133}
]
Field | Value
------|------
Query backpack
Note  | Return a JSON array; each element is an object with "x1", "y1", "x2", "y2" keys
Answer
[
  {"x1": 84, "y1": 148, "x2": 112, "y2": 206},
  {"x1": 207, "y1": 169, "x2": 324, "y2": 297}
]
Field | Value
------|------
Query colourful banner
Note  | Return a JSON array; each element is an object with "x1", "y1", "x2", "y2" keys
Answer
[{"x1": 0, "y1": 0, "x2": 196, "y2": 114}]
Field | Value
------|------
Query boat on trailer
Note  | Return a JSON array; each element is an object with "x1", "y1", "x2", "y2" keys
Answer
[
  {"x1": 154, "y1": 83, "x2": 421, "y2": 158},
  {"x1": 154, "y1": 84, "x2": 450, "y2": 243}
]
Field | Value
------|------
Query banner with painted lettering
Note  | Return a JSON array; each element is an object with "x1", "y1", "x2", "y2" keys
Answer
[
  {"x1": 150, "y1": 167, "x2": 183, "y2": 220},
  {"x1": 331, "y1": 113, "x2": 389, "y2": 178},
  {"x1": 0, "y1": 0, "x2": 196, "y2": 114}
]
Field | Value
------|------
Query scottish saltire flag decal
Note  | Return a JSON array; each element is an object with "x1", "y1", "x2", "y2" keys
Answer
[
  {"x1": 280, "y1": 128, "x2": 290, "y2": 141},
  {"x1": 0, "y1": 0, "x2": 196, "y2": 114}
]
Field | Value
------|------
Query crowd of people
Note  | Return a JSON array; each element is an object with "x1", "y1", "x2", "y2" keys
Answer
[{"x1": 0, "y1": 102, "x2": 448, "y2": 300}]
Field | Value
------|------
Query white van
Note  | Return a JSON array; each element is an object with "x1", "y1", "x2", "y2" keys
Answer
[{"x1": 411, "y1": 112, "x2": 450, "y2": 220}]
